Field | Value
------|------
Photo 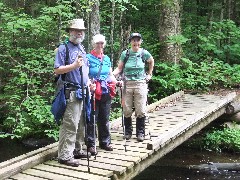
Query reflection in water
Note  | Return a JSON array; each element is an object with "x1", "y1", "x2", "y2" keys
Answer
[
  {"x1": 0, "y1": 138, "x2": 38, "y2": 163},
  {"x1": 133, "y1": 144, "x2": 240, "y2": 180}
]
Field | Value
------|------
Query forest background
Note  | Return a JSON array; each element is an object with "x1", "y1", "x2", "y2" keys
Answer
[{"x1": 0, "y1": 0, "x2": 240, "y2": 152}]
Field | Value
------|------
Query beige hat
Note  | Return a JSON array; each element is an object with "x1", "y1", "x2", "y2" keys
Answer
[{"x1": 66, "y1": 19, "x2": 86, "y2": 32}]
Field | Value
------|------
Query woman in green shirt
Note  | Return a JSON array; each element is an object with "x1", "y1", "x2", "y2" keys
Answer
[{"x1": 113, "y1": 33, "x2": 154, "y2": 142}]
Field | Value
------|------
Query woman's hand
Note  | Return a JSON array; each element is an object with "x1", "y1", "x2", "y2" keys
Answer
[{"x1": 88, "y1": 80, "x2": 96, "y2": 91}]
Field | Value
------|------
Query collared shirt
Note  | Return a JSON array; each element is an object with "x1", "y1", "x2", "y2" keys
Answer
[{"x1": 54, "y1": 42, "x2": 89, "y2": 86}]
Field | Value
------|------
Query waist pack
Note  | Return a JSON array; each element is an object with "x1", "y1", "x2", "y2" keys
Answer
[
  {"x1": 95, "y1": 81, "x2": 116, "y2": 100},
  {"x1": 51, "y1": 87, "x2": 67, "y2": 125},
  {"x1": 108, "y1": 81, "x2": 116, "y2": 98}
]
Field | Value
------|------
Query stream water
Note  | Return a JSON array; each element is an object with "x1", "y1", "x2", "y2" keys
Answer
[
  {"x1": 0, "y1": 138, "x2": 37, "y2": 163},
  {"x1": 133, "y1": 142, "x2": 240, "y2": 180}
]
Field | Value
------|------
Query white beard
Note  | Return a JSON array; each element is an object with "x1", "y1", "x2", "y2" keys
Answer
[{"x1": 69, "y1": 32, "x2": 85, "y2": 44}]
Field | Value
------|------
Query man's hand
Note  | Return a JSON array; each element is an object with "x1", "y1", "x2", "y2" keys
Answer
[{"x1": 73, "y1": 55, "x2": 84, "y2": 68}]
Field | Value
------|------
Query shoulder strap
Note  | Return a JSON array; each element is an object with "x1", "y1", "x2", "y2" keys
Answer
[
  {"x1": 96, "y1": 56, "x2": 104, "y2": 79},
  {"x1": 124, "y1": 49, "x2": 130, "y2": 65},
  {"x1": 121, "y1": 49, "x2": 130, "y2": 74},
  {"x1": 140, "y1": 48, "x2": 145, "y2": 63},
  {"x1": 61, "y1": 43, "x2": 69, "y2": 81}
]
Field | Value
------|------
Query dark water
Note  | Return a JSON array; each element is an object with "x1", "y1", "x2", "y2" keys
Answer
[
  {"x1": 133, "y1": 144, "x2": 240, "y2": 180},
  {"x1": 0, "y1": 137, "x2": 54, "y2": 163},
  {"x1": 0, "y1": 138, "x2": 36, "y2": 163}
]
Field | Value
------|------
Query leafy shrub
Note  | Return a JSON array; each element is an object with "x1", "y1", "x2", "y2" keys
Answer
[
  {"x1": 0, "y1": 2, "x2": 74, "y2": 140},
  {"x1": 202, "y1": 128, "x2": 240, "y2": 153},
  {"x1": 149, "y1": 58, "x2": 240, "y2": 101}
]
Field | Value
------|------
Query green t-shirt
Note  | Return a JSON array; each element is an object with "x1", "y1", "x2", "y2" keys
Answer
[{"x1": 120, "y1": 48, "x2": 152, "y2": 80}]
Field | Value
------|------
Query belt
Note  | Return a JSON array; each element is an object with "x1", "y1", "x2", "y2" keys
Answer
[{"x1": 65, "y1": 84, "x2": 79, "y2": 91}]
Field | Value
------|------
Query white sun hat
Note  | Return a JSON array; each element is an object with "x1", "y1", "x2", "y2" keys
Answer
[
  {"x1": 66, "y1": 19, "x2": 86, "y2": 32},
  {"x1": 92, "y1": 34, "x2": 106, "y2": 47}
]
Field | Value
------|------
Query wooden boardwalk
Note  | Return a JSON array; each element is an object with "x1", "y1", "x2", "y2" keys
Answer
[{"x1": 0, "y1": 91, "x2": 237, "y2": 180}]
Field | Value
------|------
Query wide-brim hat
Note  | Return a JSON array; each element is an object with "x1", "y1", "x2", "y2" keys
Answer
[
  {"x1": 128, "y1": 32, "x2": 142, "y2": 43},
  {"x1": 66, "y1": 19, "x2": 86, "y2": 32}
]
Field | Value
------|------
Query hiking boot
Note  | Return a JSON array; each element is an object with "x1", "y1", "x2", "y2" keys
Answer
[
  {"x1": 100, "y1": 144, "x2": 113, "y2": 151},
  {"x1": 58, "y1": 158, "x2": 80, "y2": 167},
  {"x1": 88, "y1": 146, "x2": 98, "y2": 156},
  {"x1": 136, "y1": 116, "x2": 145, "y2": 142},
  {"x1": 73, "y1": 149, "x2": 91, "y2": 159},
  {"x1": 124, "y1": 117, "x2": 132, "y2": 140},
  {"x1": 123, "y1": 133, "x2": 132, "y2": 140},
  {"x1": 137, "y1": 134, "x2": 145, "y2": 142}
]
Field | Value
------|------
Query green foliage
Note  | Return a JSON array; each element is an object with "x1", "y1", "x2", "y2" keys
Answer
[
  {"x1": 149, "y1": 58, "x2": 240, "y2": 100},
  {"x1": 183, "y1": 20, "x2": 240, "y2": 64},
  {"x1": 109, "y1": 96, "x2": 122, "y2": 121},
  {"x1": 0, "y1": 2, "x2": 75, "y2": 140},
  {"x1": 202, "y1": 128, "x2": 240, "y2": 153}
]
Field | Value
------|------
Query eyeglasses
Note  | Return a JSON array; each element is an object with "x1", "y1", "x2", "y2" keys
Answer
[{"x1": 96, "y1": 42, "x2": 104, "y2": 44}]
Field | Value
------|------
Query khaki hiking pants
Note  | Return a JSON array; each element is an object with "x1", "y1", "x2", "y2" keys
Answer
[
  {"x1": 122, "y1": 80, "x2": 148, "y2": 118},
  {"x1": 58, "y1": 91, "x2": 85, "y2": 161}
]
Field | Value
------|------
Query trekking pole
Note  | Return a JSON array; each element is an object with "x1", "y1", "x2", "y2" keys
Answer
[
  {"x1": 146, "y1": 87, "x2": 151, "y2": 140},
  {"x1": 92, "y1": 84, "x2": 97, "y2": 160},
  {"x1": 146, "y1": 79, "x2": 151, "y2": 140},
  {"x1": 79, "y1": 65, "x2": 90, "y2": 173},
  {"x1": 120, "y1": 86, "x2": 127, "y2": 152}
]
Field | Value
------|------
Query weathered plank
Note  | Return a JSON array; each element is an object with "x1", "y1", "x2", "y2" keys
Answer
[
  {"x1": 96, "y1": 151, "x2": 141, "y2": 164},
  {"x1": 9, "y1": 173, "x2": 46, "y2": 180},
  {"x1": 45, "y1": 160, "x2": 113, "y2": 177},
  {"x1": 147, "y1": 92, "x2": 237, "y2": 150},
  {"x1": 33, "y1": 164, "x2": 109, "y2": 180},
  {"x1": 0, "y1": 146, "x2": 57, "y2": 180},
  {"x1": 22, "y1": 169, "x2": 80, "y2": 180},
  {"x1": 72, "y1": 158, "x2": 127, "y2": 175},
  {"x1": 0, "y1": 142, "x2": 58, "y2": 169}
]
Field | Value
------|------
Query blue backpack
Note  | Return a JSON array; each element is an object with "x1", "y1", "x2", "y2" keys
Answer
[{"x1": 51, "y1": 43, "x2": 69, "y2": 125}]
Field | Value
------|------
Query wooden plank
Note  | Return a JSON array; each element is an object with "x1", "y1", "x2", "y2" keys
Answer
[
  {"x1": 0, "y1": 147, "x2": 57, "y2": 180},
  {"x1": 98, "y1": 150, "x2": 143, "y2": 163},
  {"x1": 75, "y1": 158, "x2": 126, "y2": 175},
  {"x1": 45, "y1": 160, "x2": 113, "y2": 177},
  {"x1": 10, "y1": 173, "x2": 46, "y2": 180},
  {"x1": 97, "y1": 148, "x2": 148, "y2": 160},
  {"x1": 0, "y1": 142, "x2": 58, "y2": 169},
  {"x1": 22, "y1": 169, "x2": 80, "y2": 180},
  {"x1": 92, "y1": 156, "x2": 134, "y2": 169},
  {"x1": 96, "y1": 151, "x2": 141, "y2": 164},
  {"x1": 33, "y1": 164, "x2": 109, "y2": 180},
  {"x1": 111, "y1": 139, "x2": 149, "y2": 148},
  {"x1": 147, "y1": 92, "x2": 237, "y2": 150}
]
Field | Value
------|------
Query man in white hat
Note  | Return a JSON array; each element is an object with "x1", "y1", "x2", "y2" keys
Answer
[{"x1": 54, "y1": 19, "x2": 94, "y2": 167}]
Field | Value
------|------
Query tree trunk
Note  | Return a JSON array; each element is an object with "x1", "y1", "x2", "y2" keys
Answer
[
  {"x1": 90, "y1": 0, "x2": 100, "y2": 49},
  {"x1": 110, "y1": 0, "x2": 115, "y2": 66},
  {"x1": 159, "y1": 0, "x2": 182, "y2": 63}
]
